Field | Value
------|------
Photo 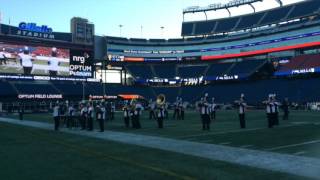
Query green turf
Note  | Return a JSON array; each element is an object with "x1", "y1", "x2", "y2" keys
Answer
[
  {"x1": 0, "y1": 122, "x2": 310, "y2": 180},
  {"x1": 7, "y1": 110, "x2": 320, "y2": 159}
]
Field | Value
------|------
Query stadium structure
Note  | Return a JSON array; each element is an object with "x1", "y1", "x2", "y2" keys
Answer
[{"x1": 1, "y1": 0, "x2": 320, "y2": 109}]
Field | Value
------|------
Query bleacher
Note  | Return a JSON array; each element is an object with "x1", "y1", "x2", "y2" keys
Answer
[
  {"x1": 178, "y1": 65, "x2": 207, "y2": 78},
  {"x1": 276, "y1": 54, "x2": 320, "y2": 72},
  {"x1": 206, "y1": 63, "x2": 233, "y2": 76},
  {"x1": 259, "y1": 6, "x2": 292, "y2": 25},
  {"x1": 228, "y1": 60, "x2": 266, "y2": 76},
  {"x1": 181, "y1": 0, "x2": 320, "y2": 36},
  {"x1": 125, "y1": 65, "x2": 154, "y2": 79},
  {"x1": 153, "y1": 64, "x2": 176, "y2": 78}
]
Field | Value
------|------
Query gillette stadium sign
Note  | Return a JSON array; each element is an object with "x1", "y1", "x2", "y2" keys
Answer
[{"x1": 17, "y1": 22, "x2": 55, "y2": 39}]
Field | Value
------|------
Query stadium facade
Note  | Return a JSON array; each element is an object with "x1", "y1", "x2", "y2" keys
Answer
[{"x1": 1, "y1": 0, "x2": 320, "y2": 109}]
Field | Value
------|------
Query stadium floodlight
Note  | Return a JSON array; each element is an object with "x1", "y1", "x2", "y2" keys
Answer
[{"x1": 119, "y1": 24, "x2": 123, "y2": 37}]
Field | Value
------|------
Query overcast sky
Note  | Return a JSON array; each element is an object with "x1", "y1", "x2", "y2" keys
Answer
[{"x1": 0, "y1": 0, "x2": 305, "y2": 39}]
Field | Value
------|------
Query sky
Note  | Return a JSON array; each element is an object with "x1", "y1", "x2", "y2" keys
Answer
[{"x1": 0, "y1": 0, "x2": 305, "y2": 39}]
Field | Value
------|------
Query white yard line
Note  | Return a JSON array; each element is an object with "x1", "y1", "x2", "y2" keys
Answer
[
  {"x1": 265, "y1": 140, "x2": 320, "y2": 151},
  {"x1": 293, "y1": 151, "x2": 307, "y2": 156},
  {"x1": 180, "y1": 124, "x2": 299, "y2": 140},
  {"x1": 1, "y1": 117, "x2": 320, "y2": 179},
  {"x1": 219, "y1": 142, "x2": 231, "y2": 145},
  {"x1": 240, "y1": 145, "x2": 254, "y2": 148}
]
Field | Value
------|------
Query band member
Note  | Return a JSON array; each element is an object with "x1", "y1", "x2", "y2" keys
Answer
[
  {"x1": 130, "y1": 99, "x2": 142, "y2": 129},
  {"x1": 101, "y1": 101, "x2": 106, "y2": 126},
  {"x1": 179, "y1": 98, "x2": 185, "y2": 120},
  {"x1": 53, "y1": 103, "x2": 60, "y2": 131},
  {"x1": 67, "y1": 103, "x2": 75, "y2": 129},
  {"x1": 106, "y1": 101, "x2": 112, "y2": 121},
  {"x1": 48, "y1": 47, "x2": 60, "y2": 76},
  {"x1": 263, "y1": 95, "x2": 274, "y2": 128},
  {"x1": 156, "y1": 103, "x2": 165, "y2": 129},
  {"x1": 156, "y1": 94, "x2": 166, "y2": 128},
  {"x1": 96, "y1": 104, "x2": 104, "y2": 132},
  {"x1": 123, "y1": 101, "x2": 130, "y2": 128},
  {"x1": 173, "y1": 97, "x2": 180, "y2": 120},
  {"x1": 282, "y1": 98, "x2": 290, "y2": 120},
  {"x1": 19, "y1": 46, "x2": 34, "y2": 75},
  {"x1": 61, "y1": 101, "x2": 68, "y2": 127},
  {"x1": 134, "y1": 101, "x2": 143, "y2": 129},
  {"x1": 235, "y1": 94, "x2": 247, "y2": 129},
  {"x1": 110, "y1": 102, "x2": 115, "y2": 120},
  {"x1": 199, "y1": 94, "x2": 211, "y2": 130},
  {"x1": 0, "y1": 48, "x2": 8, "y2": 65},
  {"x1": 80, "y1": 102, "x2": 88, "y2": 130},
  {"x1": 148, "y1": 99, "x2": 156, "y2": 120},
  {"x1": 88, "y1": 103, "x2": 94, "y2": 131},
  {"x1": 18, "y1": 103, "x2": 24, "y2": 120},
  {"x1": 164, "y1": 102, "x2": 169, "y2": 119},
  {"x1": 272, "y1": 95, "x2": 280, "y2": 126},
  {"x1": 210, "y1": 97, "x2": 217, "y2": 121}
]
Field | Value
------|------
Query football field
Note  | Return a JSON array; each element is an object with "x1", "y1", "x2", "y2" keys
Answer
[{"x1": 1, "y1": 110, "x2": 320, "y2": 179}]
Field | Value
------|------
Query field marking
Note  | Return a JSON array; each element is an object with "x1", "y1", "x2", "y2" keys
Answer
[
  {"x1": 1, "y1": 118, "x2": 320, "y2": 179},
  {"x1": 179, "y1": 124, "x2": 299, "y2": 140},
  {"x1": 240, "y1": 145, "x2": 254, "y2": 148},
  {"x1": 219, "y1": 142, "x2": 231, "y2": 145},
  {"x1": 265, "y1": 140, "x2": 320, "y2": 151},
  {"x1": 293, "y1": 151, "x2": 307, "y2": 156}
]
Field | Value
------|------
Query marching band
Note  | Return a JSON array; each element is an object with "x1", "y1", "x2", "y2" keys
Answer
[{"x1": 51, "y1": 93, "x2": 290, "y2": 132}]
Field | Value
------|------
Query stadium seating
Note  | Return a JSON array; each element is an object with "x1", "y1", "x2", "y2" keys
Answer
[
  {"x1": 181, "y1": 0, "x2": 320, "y2": 36},
  {"x1": 215, "y1": 17, "x2": 239, "y2": 33},
  {"x1": 153, "y1": 64, "x2": 177, "y2": 78},
  {"x1": 206, "y1": 63, "x2": 233, "y2": 76},
  {"x1": 287, "y1": 0, "x2": 320, "y2": 19},
  {"x1": 228, "y1": 60, "x2": 266, "y2": 76},
  {"x1": 125, "y1": 65, "x2": 154, "y2": 79},
  {"x1": 181, "y1": 22, "x2": 194, "y2": 36},
  {"x1": 236, "y1": 13, "x2": 265, "y2": 30},
  {"x1": 276, "y1": 54, "x2": 320, "y2": 72},
  {"x1": 178, "y1": 65, "x2": 207, "y2": 78},
  {"x1": 259, "y1": 6, "x2": 292, "y2": 25}
]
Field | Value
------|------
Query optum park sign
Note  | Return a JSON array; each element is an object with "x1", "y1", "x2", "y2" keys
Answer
[{"x1": 17, "y1": 22, "x2": 55, "y2": 39}]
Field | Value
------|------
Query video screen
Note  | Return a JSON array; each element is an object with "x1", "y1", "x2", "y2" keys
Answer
[{"x1": 0, "y1": 43, "x2": 70, "y2": 76}]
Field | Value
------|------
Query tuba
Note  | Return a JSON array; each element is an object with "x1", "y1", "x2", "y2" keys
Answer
[{"x1": 156, "y1": 94, "x2": 166, "y2": 107}]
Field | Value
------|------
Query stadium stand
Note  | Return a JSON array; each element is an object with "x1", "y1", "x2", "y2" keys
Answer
[
  {"x1": 181, "y1": 0, "x2": 320, "y2": 36},
  {"x1": 206, "y1": 63, "x2": 233, "y2": 76},
  {"x1": 276, "y1": 54, "x2": 320, "y2": 72},
  {"x1": 228, "y1": 60, "x2": 266, "y2": 76},
  {"x1": 153, "y1": 64, "x2": 177, "y2": 78},
  {"x1": 125, "y1": 65, "x2": 154, "y2": 79},
  {"x1": 178, "y1": 65, "x2": 207, "y2": 78}
]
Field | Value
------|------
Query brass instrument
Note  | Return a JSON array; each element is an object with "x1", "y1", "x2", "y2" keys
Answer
[{"x1": 156, "y1": 94, "x2": 166, "y2": 106}]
